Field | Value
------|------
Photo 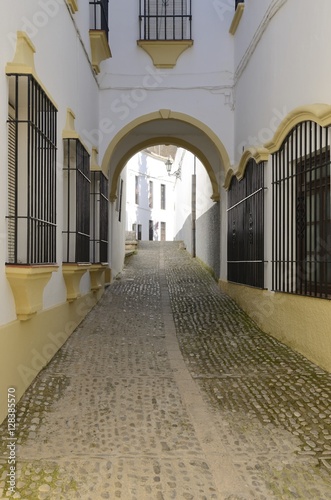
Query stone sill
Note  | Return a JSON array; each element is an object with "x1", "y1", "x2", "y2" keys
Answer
[
  {"x1": 62, "y1": 263, "x2": 91, "y2": 302},
  {"x1": 229, "y1": 3, "x2": 244, "y2": 35},
  {"x1": 137, "y1": 40, "x2": 193, "y2": 68},
  {"x1": 90, "y1": 263, "x2": 108, "y2": 292},
  {"x1": 6, "y1": 265, "x2": 59, "y2": 321},
  {"x1": 89, "y1": 30, "x2": 112, "y2": 74}
]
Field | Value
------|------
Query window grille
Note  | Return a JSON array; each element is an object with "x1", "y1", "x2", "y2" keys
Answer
[
  {"x1": 6, "y1": 74, "x2": 57, "y2": 265},
  {"x1": 63, "y1": 139, "x2": 90, "y2": 263},
  {"x1": 90, "y1": 171, "x2": 108, "y2": 264},
  {"x1": 161, "y1": 221, "x2": 166, "y2": 241},
  {"x1": 227, "y1": 159, "x2": 265, "y2": 288},
  {"x1": 135, "y1": 176, "x2": 140, "y2": 205},
  {"x1": 89, "y1": 0, "x2": 109, "y2": 39},
  {"x1": 161, "y1": 184, "x2": 166, "y2": 210},
  {"x1": 139, "y1": 0, "x2": 192, "y2": 40},
  {"x1": 149, "y1": 180, "x2": 153, "y2": 208},
  {"x1": 272, "y1": 121, "x2": 331, "y2": 298}
]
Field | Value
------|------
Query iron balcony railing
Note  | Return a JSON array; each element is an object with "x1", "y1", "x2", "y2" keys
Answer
[
  {"x1": 90, "y1": 0, "x2": 109, "y2": 39},
  {"x1": 235, "y1": 0, "x2": 244, "y2": 10},
  {"x1": 139, "y1": 0, "x2": 192, "y2": 41}
]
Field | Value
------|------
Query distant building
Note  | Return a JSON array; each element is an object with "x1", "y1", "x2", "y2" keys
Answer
[{"x1": 126, "y1": 148, "x2": 177, "y2": 242}]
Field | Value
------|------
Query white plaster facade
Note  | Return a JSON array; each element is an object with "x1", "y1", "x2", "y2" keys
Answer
[{"x1": 125, "y1": 150, "x2": 176, "y2": 242}]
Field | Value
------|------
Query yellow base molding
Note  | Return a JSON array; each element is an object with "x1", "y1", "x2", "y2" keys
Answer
[
  {"x1": 219, "y1": 280, "x2": 331, "y2": 373},
  {"x1": 137, "y1": 40, "x2": 193, "y2": 68},
  {"x1": 229, "y1": 3, "x2": 244, "y2": 35},
  {"x1": 0, "y1": 289, "x2": 103, "y2": 425},
  {"x1": 89, "y1": 30, "x2": 112, "y2": 74},
  {"x1": 6, "y1": 265, "x2": 59, "y2": 321},
  {"x1": 62, "y1": 263, "x2": 91, "y2": 302},
  {"x1": 90, "y1": 264, "x2": 107, "y2": 292}
]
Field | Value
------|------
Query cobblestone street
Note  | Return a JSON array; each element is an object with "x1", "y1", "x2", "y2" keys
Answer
[{"x1": 1, "y1": 241, "x2": 331, "y2": 499}]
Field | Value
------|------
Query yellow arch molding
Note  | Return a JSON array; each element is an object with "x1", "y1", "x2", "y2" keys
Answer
[
  {"x1": 224, "y1": 147, "x2": 269, "y2": 189},
  {"x1": 265, "y1": 103, "x2": 331, "y2": 153},
  {"x1": 101, "y1": 110, "x2": 231, "y2": 201},
  {"x1": 109, "y1": 136, "x2": 221, "y2": 202},
  {"x1": 225, "y1": 104, "x2": 331, "y2": 190}
]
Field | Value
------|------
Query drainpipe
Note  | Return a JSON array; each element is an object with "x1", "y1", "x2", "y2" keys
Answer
[{"x1": 192, "y1": 156, "x2": 196, "y2": 258}]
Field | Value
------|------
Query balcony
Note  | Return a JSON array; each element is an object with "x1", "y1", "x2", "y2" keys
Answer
[
  {"x1": 89, "y1": 0, "x2": 112, "y2": 74},
  {"x1": 138, "y1": 0, "x2": 193, "y2": 68}
]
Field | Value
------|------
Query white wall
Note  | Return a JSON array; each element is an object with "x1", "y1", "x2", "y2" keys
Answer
[
  {"x1": 126, "y1": 151, "x2": 176, "y2": 241},
  {"x1": 0, "y1": 0, "x2": 102, "y2": 325}
]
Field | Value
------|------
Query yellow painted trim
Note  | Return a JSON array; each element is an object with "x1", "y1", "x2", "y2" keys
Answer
[
  {"x1": 265, "y1": 103, "x2": 331, "y2": 153},
  {"x1": 90, "y1": 264, "x2": 107, "y2": 292},
  {"x1": 224, "y1": 147, "x2": 269, "y2": 189},
  {"x1": 101, "y1": 110, "x2": 231, "y2": 202},
  {"x1": 137, "y1": 40, "x2": 193, "y2": 68},
  {"x1": 0, "y1": 289, "x2": 103, "y2": 425},
  {"x1": 219, "y1": 280, "x2": 331, "y2": 373},
  {"x1": 67, "y1": 0, "x2": 78, "y2": 13},
  {"x1": 229, "y1": 3, "x2": 244, "y2": 35},
  {"x1": 62, "y1": 108, "x2": 80, "y2": 140},
  {"x1": 6, "y1": 31, "x2": 58, "y2": 109},
  {"x1": 62, "y1": 263, "x2": 91, "y2": 302},
  {"x1": 89, "y1": 30, "x2": 112, "y2": 75},
  {"x1": 5, "y1": 265, "x2": 59, "y2": 321}
]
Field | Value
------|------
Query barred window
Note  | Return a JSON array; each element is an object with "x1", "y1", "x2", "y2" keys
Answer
[
  {"x1": 90, "y1": 171, "x2": 109, "y2": 264},
  {"x1": 89, "y1": 0, "x2": 109, "y2": 38},
  {"x1": 149, "y1": 180, "x2": 153, "y2": 208},
  {"x1": 139, "y1": 0, "x2": 192, "y2": 40},
  {"x1": 6, "y1": 74, "x2": 57, "y2": 265},
  {"x1": 227, "y1": 159, "x2": 265, "y2": 288},
  {"x1": 161, "y1": 184, "x2": 166, "y2": 210},
  {"x1": 63, "y1": 139, "x2": 90, "y2": 263},
  {"x1": 272, "y1": 121, "x2": 331, "y2": 298}
]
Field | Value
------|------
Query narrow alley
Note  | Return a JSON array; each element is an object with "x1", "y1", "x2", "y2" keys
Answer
[{"x1": 1, "y1": 242, "x2": 331, "y2": 499}]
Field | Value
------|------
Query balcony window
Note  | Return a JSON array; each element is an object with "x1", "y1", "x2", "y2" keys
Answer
[
  {"x1": 6, "y1": 74, "x2": 57, "y2": 265},
  {"x1": 139, "y1": 0, "x2": 192, "y2": 40},
  {"x1": 63, "y1": 139, "x2": 90, "y2": 263},
  {"x1": 89, "y1": 0, "x2": 109, "y2": 39},
  {"x1": 90, "y1": 171, "x2": 108, "y2": 264}
]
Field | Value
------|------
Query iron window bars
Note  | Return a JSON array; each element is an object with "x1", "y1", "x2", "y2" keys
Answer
[
  {"x1": 89, "y1": 0, "x2": 109, "y2": 40},
  {"x1": 90, "y1": 171, "x2": 109, "y2": 264},
  {"x1": 227, "y1": 159, "x2": 265, "y2": 288},
  {"x1": 272, "y1": 121, "x2": 331, "y2": 299},
  {"x1": 139, "y1": 0, "x2": 192, "y2": 41},
  {"x1": 6, "y1": 74, "x2": 57, "y2": 265},
  {"x1": 63, "y1": 138, "x2": 91, "y2": 263}
]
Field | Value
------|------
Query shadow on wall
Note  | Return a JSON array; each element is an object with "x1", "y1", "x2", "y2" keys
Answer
[{"x1": 175, "y1": 203, "x2": 220, "y2": 278}]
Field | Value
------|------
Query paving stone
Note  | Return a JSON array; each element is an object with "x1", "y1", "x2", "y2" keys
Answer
[{"x1": 0, "y1": 242, "x2": 330, "y2": 498}]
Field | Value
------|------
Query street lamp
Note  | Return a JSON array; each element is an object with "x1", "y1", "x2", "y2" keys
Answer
[{"x1": 165, "y1": 156, "x2": 181, "y2": 179}]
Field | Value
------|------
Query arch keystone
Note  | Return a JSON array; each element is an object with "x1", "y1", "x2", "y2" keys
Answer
[{"x1": 159, "y1": 109, "x2": 171, "y2": 119}]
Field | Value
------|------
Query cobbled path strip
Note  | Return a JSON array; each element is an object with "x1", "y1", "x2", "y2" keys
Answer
[{"x1": 0, "y1": 241, "x2": 330, "y2": 499}]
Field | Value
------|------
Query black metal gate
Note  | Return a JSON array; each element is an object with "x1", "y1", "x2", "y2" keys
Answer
[{"x1": 227, "y1": 159, "x2": 265, "y2": 288}]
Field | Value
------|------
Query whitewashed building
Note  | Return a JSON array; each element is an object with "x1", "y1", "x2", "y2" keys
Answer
[
  {"x1": 1, "y1": 0, "x2": 331, "y2": 422},
  {"x1": 125, "y1": 147, "x2": 177, "y2": 242}
]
